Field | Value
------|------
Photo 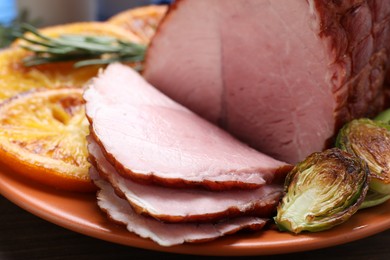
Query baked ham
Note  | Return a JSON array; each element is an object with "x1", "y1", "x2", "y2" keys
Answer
[
  {"x1": 143, "y1": 0, "x2": 390, "y2": 163},
  {"x1": 88, "y1": 138, "x2": 283, "y2": 223},
  {"x1": 90, "y1": 168, "x2": 267, "y2": 247},
  {"x1": 84, "y1": 63, "x2": 291, "y2": 190}
]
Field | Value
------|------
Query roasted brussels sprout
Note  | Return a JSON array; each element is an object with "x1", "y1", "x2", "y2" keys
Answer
[
  {"x1": 336, "y1": 119, "x2": 390, "y2": 197},
  {"x1": 274, "y1": 148, "x2": 369, "y2": 234}
]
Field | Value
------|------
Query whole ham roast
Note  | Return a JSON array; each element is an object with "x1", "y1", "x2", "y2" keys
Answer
[{"x1": 143, "y1": 0, "x2": 390, "y2": 163}]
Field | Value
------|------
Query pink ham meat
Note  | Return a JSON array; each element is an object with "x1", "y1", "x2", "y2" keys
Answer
[
  {"x1": 143, "y1": 0, "x2": 390, "y2": 163},
  {"x1": 84, "y1": 63, "x2": 291, "y2": 190},
  {"x1": 90, "y1": 168, "x2": 267, "y2": 247},
  {"x1": 88, "y1": 139, "x2": 283, "y2": 223}
]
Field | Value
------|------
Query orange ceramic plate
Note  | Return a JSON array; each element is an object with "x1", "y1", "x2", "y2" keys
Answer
[{"x1": 0, "y1": 163, "x2": 389, "y2": 256}]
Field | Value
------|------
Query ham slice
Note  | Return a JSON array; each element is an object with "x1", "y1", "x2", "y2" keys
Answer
[
  {"x1": 84, "y1": 63, "x2": 291, "y2": 190},
  {"x1": 90, "y1": 168, "x2": 268, "y2": 247},
  {"x1": 88, "y1": 138, "x2": 283, "y2": 223},
  {"x1": 143, "y1": 0, "x2": 390, "y2": 163}
]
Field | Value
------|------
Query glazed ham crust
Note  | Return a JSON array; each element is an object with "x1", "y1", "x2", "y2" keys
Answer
[
  {"x1": 144, "y1": 0, "x2": 390, "y2": 163},
  {"x1": 314, "y1": 0, "x2": 390, "y2": 144},
  {"x1": 84, "y1": 63, "x2": 291, "y2": 191}
]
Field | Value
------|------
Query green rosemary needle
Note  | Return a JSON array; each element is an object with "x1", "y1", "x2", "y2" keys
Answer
[{"x1": 15, "y1": 24, "x2": 147, "y2": 69}]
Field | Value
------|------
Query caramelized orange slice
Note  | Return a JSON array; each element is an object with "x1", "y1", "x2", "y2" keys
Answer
[
  {"x1": 107, "y1": 5, "x2": 168, "y2": 44},
  {"x1": 1, "y1": 22, "x2": 141, "y2": 102},
  {"x1": 0, "y1": 88, "x2": 93, "y2": 192},
  {"x1": 0, "y1": 47, "x2": 102, "y2": 102}
]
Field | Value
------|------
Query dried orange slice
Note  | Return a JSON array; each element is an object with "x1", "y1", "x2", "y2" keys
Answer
[
  {"x1": 1, "y1": 22, "x2": 141, "y2": 102},
  {"x1": 0, "y1": 47, "x2": 102, "y2": 102},
  {"x1": 107, "y1": 5, "x2": 168, "y2": 44},
  {"x1": 0, "y1": 88, "x2": 93, "y2": 192}
]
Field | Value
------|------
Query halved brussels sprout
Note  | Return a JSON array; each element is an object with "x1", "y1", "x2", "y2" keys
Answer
[
  {"x1": 274, "y1": 148, "x2": 369, "y2": 234},
  {"x1": 336, "y1": 118, "x2": 390, "y2": 196}
]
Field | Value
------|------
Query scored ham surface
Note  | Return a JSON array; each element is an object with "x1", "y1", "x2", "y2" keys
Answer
[
  {"x1": 84, "y1": 63, "x2": 291, "y2": 190},
  {"x1": 88, "y1": 139, "x2": 283, "y2": 223},
  {"x1": 90, "y1": 169, "x2": 267, "y2": 247},
  {"x1": 143, "y1": 0, "x2": 390, "y2": 163}
]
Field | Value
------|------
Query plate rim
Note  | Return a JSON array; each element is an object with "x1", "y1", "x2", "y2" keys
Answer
[{"x1": 1, "y1": 164, "x2": 390, "y2": 256}]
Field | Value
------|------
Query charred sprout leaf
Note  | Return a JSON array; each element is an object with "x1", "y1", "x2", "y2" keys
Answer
[
  {"x1": 336, "y1": 119, "x2": 390, "y2": 198},
  {"x1": 274, "y1": 148, "x2": 369, "y2": 234}
]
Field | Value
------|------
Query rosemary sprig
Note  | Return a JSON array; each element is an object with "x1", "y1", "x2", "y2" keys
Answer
[
  {"x1": 0, "y1": 10, "x2": 41, "y2": 48},
  {"x1": 15, "y1": 24, "x2": 146, "y2": 69}
]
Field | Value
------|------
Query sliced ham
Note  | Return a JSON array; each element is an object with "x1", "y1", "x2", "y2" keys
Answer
[
  {"x1": 84, "y1": 63, "x2": 291, "y2": 190},
  {"x1": 88, "y1": 138, "x2": 283, "y2": 223},
  {"x1": 143, "y1": 0, "x2": 390, "y2": 163},
  {"x1": 90, "y1": 168, "x2": 268, "y2": 247}
]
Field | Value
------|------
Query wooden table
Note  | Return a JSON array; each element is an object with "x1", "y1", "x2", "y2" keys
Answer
[{"x1": 0, "y1": 194, "x2": 389, "y2": 260}]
